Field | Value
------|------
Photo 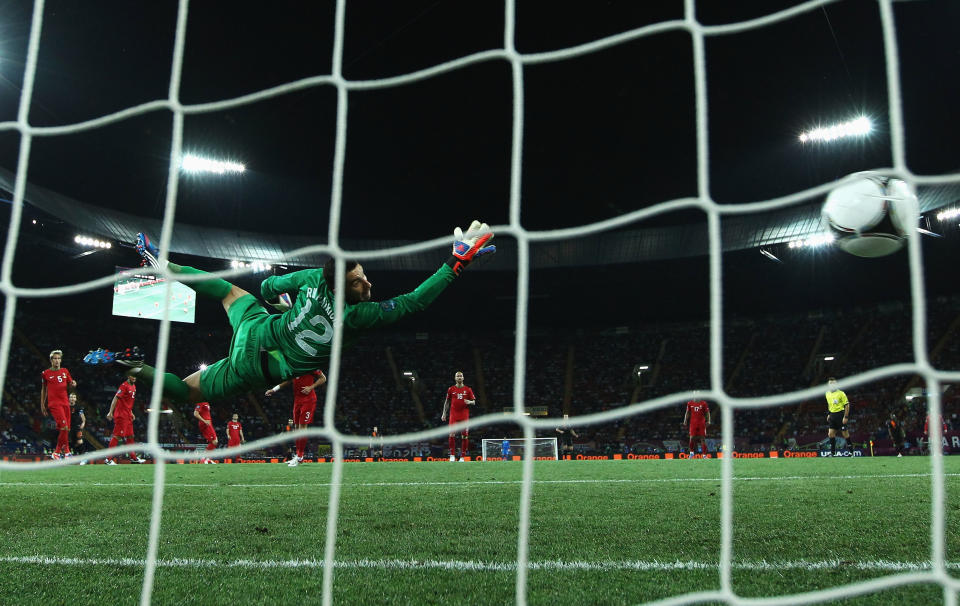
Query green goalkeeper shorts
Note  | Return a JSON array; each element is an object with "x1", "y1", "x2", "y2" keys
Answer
[{"x1": 199, "y1": 294, "x2": 285, "y2": 401}]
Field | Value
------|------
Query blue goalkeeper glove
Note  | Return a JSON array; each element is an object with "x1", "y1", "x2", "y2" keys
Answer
[{"x1": 446, "y1": 220, "x2": 495, "y2": 275}]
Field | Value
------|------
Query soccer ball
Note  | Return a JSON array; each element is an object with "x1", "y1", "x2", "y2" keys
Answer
[{"x1": 820, "y1": 173, "x2": 919, "y2": 257}]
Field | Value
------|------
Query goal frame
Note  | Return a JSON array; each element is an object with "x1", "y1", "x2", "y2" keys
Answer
[{"x1": 481, "y1": 437, "x2": 558, "y2": 461}]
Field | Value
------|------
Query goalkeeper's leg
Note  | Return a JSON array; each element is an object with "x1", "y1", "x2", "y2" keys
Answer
[
  {"x1": 166, "y1": 262, "x2": 252, "y2": 312},
  {"x1": 138, "y1": 232, "x2": 250, "y2": 312},
  {"x1": 130, "y1": 363, "x2": 202, "y2": 404}
]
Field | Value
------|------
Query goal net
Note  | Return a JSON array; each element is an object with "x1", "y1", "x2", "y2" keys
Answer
[
  {"x1": 482, "y1": 437, "x2": 558, "y2": 461},
  {"x1": 0, "y1": 1, "x2": 958, "y2": 606}
]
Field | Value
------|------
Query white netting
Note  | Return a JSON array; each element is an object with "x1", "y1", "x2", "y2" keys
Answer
[{"x1": 1, "y1": 0, "x2": 959, "y2": 605}]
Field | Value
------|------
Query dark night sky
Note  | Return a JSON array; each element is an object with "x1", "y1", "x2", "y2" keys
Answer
[{"x1": 0, "y1": 0, "x2": 958, "y2": 327}]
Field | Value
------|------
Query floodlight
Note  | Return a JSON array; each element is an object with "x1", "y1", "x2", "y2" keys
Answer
[
  {"x1": 823, "y1": 356, "x2": 835, "y2": 361},
  {"x1": 199, "y1": 363, "x2": 208, "y2": 371},
  {"x1": 788, "y1": 233, "x2": 835, "y2": 249},
  {"x1": 799, "y1": 116, "x2": 872, "y2": 144},
  {"x1": 936, "y1": 207, "x2": 960, "y2": 222},
  {"x1": 74, "y1": 234, "x2": 112, "y2": 249},
  {"x1": 181, "y1": 153, "x2": 245, "y2": 175},
  {"x1": 230, "y1": 259, "x2": 272, "y2": 273}
]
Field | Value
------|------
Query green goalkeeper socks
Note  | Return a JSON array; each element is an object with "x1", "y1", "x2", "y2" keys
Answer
[
  {"x1": 168, "y1": 262, "x2": 232, "y2": 300},
  {"x1": 130, "y1": 364, "x2": 191, "y2": 403}
]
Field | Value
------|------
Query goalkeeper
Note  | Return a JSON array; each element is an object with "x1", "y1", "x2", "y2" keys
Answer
[{"x1": 85, "y1": 221, "x2": 494, "y2": 405}]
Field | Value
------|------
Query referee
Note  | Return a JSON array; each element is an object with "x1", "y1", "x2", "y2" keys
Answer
[{"x1": 824, "y1": 378, "x2": 851, "y2": 457}]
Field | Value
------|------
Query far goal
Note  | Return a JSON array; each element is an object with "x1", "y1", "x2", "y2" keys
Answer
[{"x1": 481, "y1": 438, "x2": 558, "y2": 461}]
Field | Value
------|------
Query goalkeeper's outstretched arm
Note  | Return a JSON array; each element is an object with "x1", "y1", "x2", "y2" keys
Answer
[{"x1": 346, "y1": 220, "x2": 495, "y2": 331}]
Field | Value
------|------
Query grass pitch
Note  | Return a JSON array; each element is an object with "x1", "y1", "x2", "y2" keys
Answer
[{"x1": 0, "y1": 457, "x2": 958, "y2": 605}]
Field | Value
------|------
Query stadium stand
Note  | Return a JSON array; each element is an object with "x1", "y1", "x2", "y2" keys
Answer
[{"x1": 3, "y1": 294, "x2": 958, "y2": 459}]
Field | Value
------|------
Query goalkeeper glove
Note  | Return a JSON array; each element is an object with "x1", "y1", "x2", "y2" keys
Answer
[
  {"x1": 269, "y1": 292, "x2": 293, "y2": 312},
  {"x1": 446, "y1": 220, "x2": 495, "y2": 275}
]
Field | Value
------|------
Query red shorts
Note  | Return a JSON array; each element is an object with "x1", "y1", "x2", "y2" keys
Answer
[
  {"x1": 449, "y1": 413, "x2": 469, "y2": 435},
  {"x1": 293, "y1": 400, "x2": 317, "y2": 425},
  {"x1": 112, "y1": 416, "x2": 134, "y2": 438},
  {"x1": 227, "y1": 438, "x2": 241, "y2": 448},
  {"x1": 198, "y1": 421, "x2": 217, "y2": 443},
  {"x1": 689, "y1": 423, "x2": 706, "y2": 438},
  {"x1": 49, "y1": 404, "x2": 70, "y2": 429}
]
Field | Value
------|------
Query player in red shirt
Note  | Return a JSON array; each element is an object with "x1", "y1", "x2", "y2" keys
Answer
[
  {"x1": 226, "y1": 414, "x2": 245, "y2": 450},
  {"x1": 682, "y1": 397, "x2": 711, "y2": 459},
  {"x1": 925, "y1": 414, "x2": 947, "y2": 436},
  {"x1": 193, "y1": 401, "x2": 218, "y2": 464},
  {"x1": 924, "y1": 414, "x2": 949, "y2": 455},
  {"x1": 441, "y1": 371, "x2": 476, "y2": 462},
  {"x1": 105, "y1": 376, "x2": 145, "y2": 464},
  {"x1": 266, "y1": 370, "x2": 326, "y2": 467},
  {"x1": 40, "y1": 350, "x2": 76, "y2": 460}
]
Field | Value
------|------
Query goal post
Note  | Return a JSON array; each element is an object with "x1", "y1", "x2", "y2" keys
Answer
[{"x1": 481, "y1": 437, "x2": 558, "y2": 461}]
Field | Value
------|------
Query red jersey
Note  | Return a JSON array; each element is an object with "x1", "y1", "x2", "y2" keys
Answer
[
  {"x1": 227, "y1": 421, "x2": 243, "y2": 441},
  {"x1": 41, "y1": 368, "x2": 73, "y2": 407},
  {"x1": 925, "y1": 415, "x2": 947, "y2": 434},
  {"x1": 113, "y1": 380, "x2": 136, "y2": 419},
  {"x1": 195, "y1": 402, "x2": 212, "y2": 422},
  {"x1": 293, "y1": 371, "x2": 323, "y2": 403},
  {"x1": 686, "y1": 400, "x2": 708, "y2": 425},
  {"x1": 447, "y1": 385, "x2": 476, "y2": 416}
]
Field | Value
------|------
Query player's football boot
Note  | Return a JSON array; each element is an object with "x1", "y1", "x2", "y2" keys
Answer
[
  {"x1": 133, "y1": 455, "x2": 147, "y2": 464},
  {"x1": 287, "y1": 457, "x2": 299, "y2": 467},
  {"x1": 83, "y1": 348, "x2": 116, "y2": 365},
  {"x1": 448, "y1": 455, "x2": 455, "y2": 462},
  {"x1": 114, "y1": 346, "x2": 145, "y2": 369},
  {"x1": 49, "y1": 452, "x2": 61, "y2": 461},
  {"x1": 105, "y1": 459, "x2": 117, "y2": 465},
  {"x1": 136, "y1": 232, "x2": 161, "y2": 269}
]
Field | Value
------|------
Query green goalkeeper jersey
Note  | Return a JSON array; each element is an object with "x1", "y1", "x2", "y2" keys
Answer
[{"x1": 260, "y1": 264, "x2": 456, "y2": 376}]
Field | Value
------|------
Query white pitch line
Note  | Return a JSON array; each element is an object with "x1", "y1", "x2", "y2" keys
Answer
[
  {"x1": 0, "y1": 472, "x2": 957, "y2": 490},
  {"x1": 1, "y1": 555, "x2": 957, "y2": 573}
]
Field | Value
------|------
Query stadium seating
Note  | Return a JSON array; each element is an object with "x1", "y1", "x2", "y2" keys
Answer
[{"x1": 3, "y1": 294, "x2": 958, "y2": 458}]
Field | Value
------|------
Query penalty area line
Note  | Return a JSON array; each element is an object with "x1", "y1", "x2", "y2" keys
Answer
[{"x1": 1, "y1": 555, "x2": 957, "y2": 573}]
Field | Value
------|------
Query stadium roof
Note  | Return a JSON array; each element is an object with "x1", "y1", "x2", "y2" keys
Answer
[
  {"x1": 0, "y1": 1, "x2": 958, "y2": 273},
  {"x1": 3, "y1": 165, "x2": 960, "y2": 271}
]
